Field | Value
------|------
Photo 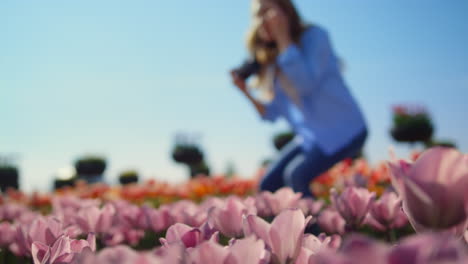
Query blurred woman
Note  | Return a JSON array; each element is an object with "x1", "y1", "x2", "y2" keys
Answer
[{"x1": 231, "y1": 0, "x2": 367, "y2": 196}]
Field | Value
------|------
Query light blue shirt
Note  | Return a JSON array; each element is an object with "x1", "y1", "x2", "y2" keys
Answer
[{"x1": 261, "y1": 25, "x2": 367, "y2": 155}]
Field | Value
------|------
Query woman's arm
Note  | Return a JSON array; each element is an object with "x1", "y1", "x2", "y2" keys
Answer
[
  {"x1": 243, "y1": 90, "x2": 266, "y2": 117},
  {"x1": 231, "y1": 71, "x2": 278, "y2": 122},
  {"x1": 277, "y1": 27, "x2": 334, "y2": 97}
]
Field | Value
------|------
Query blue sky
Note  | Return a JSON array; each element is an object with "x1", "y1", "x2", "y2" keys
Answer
[{"x1": 1, "y1": 1, "x2": 467, "y2": 192}]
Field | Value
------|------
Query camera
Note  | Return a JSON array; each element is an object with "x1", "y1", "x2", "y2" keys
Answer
[{"x1": 233, "y1": 58, "x2": 261, "y2": 80}]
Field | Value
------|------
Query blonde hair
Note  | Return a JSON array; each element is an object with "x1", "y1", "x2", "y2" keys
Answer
[
  {"x1": 247, "y1": 0, "x2": 305, "y2": 65},
  {"x1": 246, "y1": 0, "x2": 308, "y2": 104}
]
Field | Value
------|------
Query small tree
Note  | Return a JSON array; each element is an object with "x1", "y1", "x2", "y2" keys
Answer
[
  {"x1": 390, "y1": 104, "x2": 456, "y2": 149},
  {"x1": 74, "y1": 155, "x2": 107, "y2": 183},
  {"x1": 119, "y1": 170, "x2": 139, "y2": 185},
  {"x1": 171, "y1": 133, "x2": 210, "y2": 178},
  {"x1": 0, "y1": 154, "x2": 19, "y2": 192},
  {"x1": 54, "y1": 177, "x2": 77, "y2": 190}
]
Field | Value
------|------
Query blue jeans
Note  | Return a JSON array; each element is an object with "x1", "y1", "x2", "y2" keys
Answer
[{"x1": 260, "y1": 130, "x2": 367, "y2": 197}]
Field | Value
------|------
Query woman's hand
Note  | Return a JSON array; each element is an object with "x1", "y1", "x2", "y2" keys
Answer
[
  {"x1": 230, "y1": 70, "x2": 266, "y2": 117},
  {"x1": 262, "y1": 7, "x2": 292, "y2": 52},
  {"x1": 230, "y1": 70, "x2": 248, "y2": 94}
]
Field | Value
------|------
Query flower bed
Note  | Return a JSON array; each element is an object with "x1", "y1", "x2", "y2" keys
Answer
[{"x1": 0, "y1": 147, "x2": 467, "y2": 264}]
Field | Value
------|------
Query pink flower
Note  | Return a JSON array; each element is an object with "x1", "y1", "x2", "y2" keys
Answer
[
  {"x1": 52, "y1": 196, "x2": 100, "y2": 212},
  {"x1": 388, "y1": 147, "x2": 468, "y2": 231},
  {"x1": 243, "y1": 208, "x2": 311, "y2": 264},
  {"x1": 339, "y1": 235, "x2": 389, "y2": 264},
  {"x1": 0, "y1": 222, "x2": 15, "y2": 247},
  {"x1": 369, "y1": 191, "x2": 408, "y2": 230},
  {"x1": 255, "y1": 188, "x2": 302, "y2": 217},
  {"x1": 209, "y1": 196, "x2": 256, "y2": 238},
  {"x1": 0, "y1": 203, "x2": 29, "y2": 222},
  {"x1": 31, "y1": 234, "x2": 95, "y2": 264},
  {"x1": 295, "y1": 234, "x2": 337, "y2": 263},
  {"x1": 317, "y1": 208, "x2": 346, "y2": 235},
  {"x1": 160, "y1": 223, "x2": 203, "y2": 248},
  {"x1": 88, "y1": 245, "x2": 158, "y2": 264},
  {"x1": 142, "y1": 206, "x2": 174, "y2": 233},
  {"x1": 168, "y1": 200, "x2": 204, "y2": 227},
  {"x1": 15, "y1": 217, "x2": 70, "y2": 257},
  {"x1": 317, "y1": 233, "x2": 342, "y2": 250},
  {"x1": 388, "y1": 233, "x2": 468, "y2": 264},
  {"x1": 309, "y1": 235, "x2": 388, "y2": 264},
  {"x1": 186, "y1": 240, "x2": 230, "y2": 264},
  {"x1": 75, "y1": 204, "x2": 116, "y2": 234},
  {"x1": 331, "y1": 187, "x2": 376, "y2": 229},
  {"x1": 298, "y1": 198, "x2": 324, "y2": 217},
  {"x1": 225, "y1": 236, "x2": 269, "y2": 264}
]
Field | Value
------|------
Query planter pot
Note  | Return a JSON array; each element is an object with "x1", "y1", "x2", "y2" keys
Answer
[
  {"x1": 77, "y1": 174, "x2": 104, "y2": 184},
  {"x1": 0, "y1": 167, "x2": 19, "y2": 192},
  {"x1": 75, "y1": 159, "x2": 106, "y2": 176},
  {"x1": 189, "y1": 162, "x2": 210, "y2": 178},
  {"x1": 391, "y1": 122, "x2": 434, "y2": 143},
  {"x1": 54, "y1": 177, "x2": 76, "y2": 190},
  {"x1": 172, "y1": 146, "x2": 203, "y2": 165},
  {"x1": 119, "y1": 175, "x2": 139, "y2": 185}
]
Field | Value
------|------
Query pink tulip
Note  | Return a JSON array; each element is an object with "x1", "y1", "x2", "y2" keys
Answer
[
  {"x1": 75, "y1": 204, "x2": 116, "y2": 234},
  {"x1": 198, "y1": 221, "x2": 218, "y2": 241},
  {"x1": 298, "y1": 198, "x2": 324, "y2": 217},
  {"x1": 331, "y1": 187, "x2": 375, "y2": 229},
  {"x1": 101, "y1": 226, "x2": 145, "y2": 247},
  {"x1": 142, "y1": 205, "x2": 174, "y2": 233},
  {"x1": 307, "y1": 251, "x2": 350, "y2": 264},
  {"x1": 317, "y1": 208, "x2": 346, "y2": 235},
  {"x1": 0, "y1": 222, "x2": 15, "y2": 247},
  {"x1": 309, "y1": 235, "x2": 388, "y2": 264},
  {"x1": 186, "y1": 240, "x2": 230, "y2": 264},
  {"x1": 209, "y1": 196, "x2": 256, "y2": 238},
  {"x1": 0, "y1": 203, "x2": 29, "y2": 222},
  {"x1": 225, "y1": 236, "x2": 269, "y2": 264},
  {"x1": 255, "y1": 188, "x2": 302, "y2": 217},
  {"x1": 243, "y1": 208, "x2": 311, "y2": 264},
  {"x1": 297, "y1": 233, "x2": 344, "y2": 263},
  {"x1": 363, "y1": 213, "x2": 386, "y2": 232},
  {"x1": 369, "y1": 191, "x2": 408, "y2": 230},
  {"x1": 52, "y1": 196, "x2": 100, "y2": 212},
  {"x1": 168, "y1": 200, "x2": 205, "y2": 227},
  {"x1": 295, "y1": 247, "x2": 315, "y2": 264},
  {"x1": 388, "y1": 233, "x2": 468, "y2": 264},
  {"x1": 317, "y1": 233, "x2": 342, "y2": 250},
  {"x1": 31, "y1": 234, "x2": 95, "y2": 264},
  {"x1": 111, "y1": 200, "x2": 142, "y2": 228},
  {"x1": 88, "y1": 245, "x2": 145, "y2": 264},
  {"x1": 16, "y1": 217, "x2": 68, "y2": 256},
  {"x1": 388, "y1": 147, "x2": 468, "y2": 231},
  {"x1": 160, "y1": 223, "x2": 203, "y2": 248}
]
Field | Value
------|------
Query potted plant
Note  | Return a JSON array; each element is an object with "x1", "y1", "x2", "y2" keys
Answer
[
  {"x1": 172, "y1": 144, "x2": 210, "y2": 178},
  {"x1": 74, "y1": 155, "x2": 107, "y2": 183},
  {"x1": 54, "y1": 177, "x2": 77, "y2": 190},
  {"x1": 189, "y1": 161, "x2": 210, "y2": 177},
  {"x1": 0, "y1": 165, "x2": 19, "y2": 192},
  {"x1": 390, "y1": 104, "x2": 434, "y2": 145},
  {"x1": 119, "y1": 170, "x2": 139, "y2": 185}
]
